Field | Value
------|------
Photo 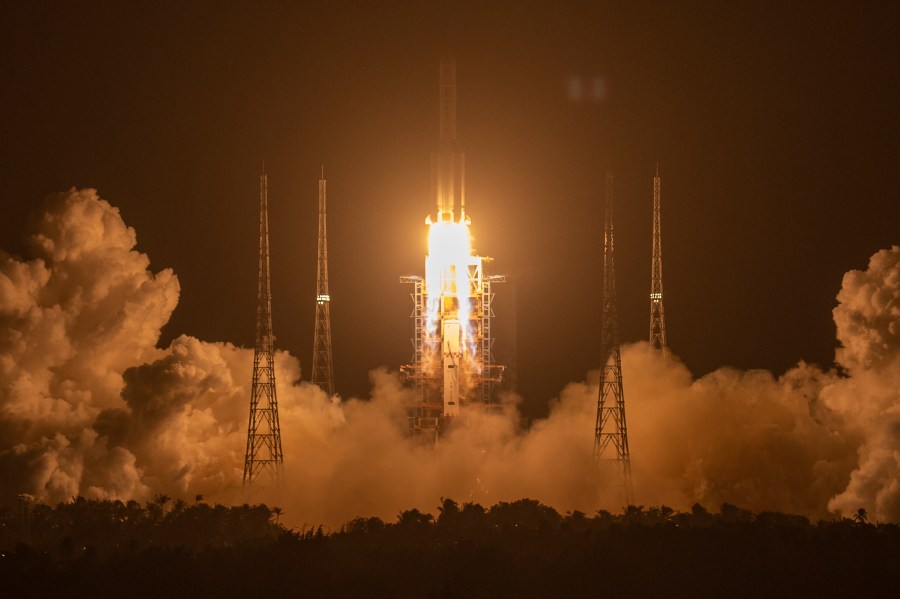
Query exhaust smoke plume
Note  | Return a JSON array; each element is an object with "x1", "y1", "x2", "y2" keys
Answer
[{"x1": 1, "y1": 190, "x2": 898, "y2": 526}]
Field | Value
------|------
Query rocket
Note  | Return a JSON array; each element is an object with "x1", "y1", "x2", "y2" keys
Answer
[
  {"x1": 402, "y1": 53, "x2": 505, "y2": 437},
  {"x1": 430, "y1": 52, "x2": 468, "y2": 417}
]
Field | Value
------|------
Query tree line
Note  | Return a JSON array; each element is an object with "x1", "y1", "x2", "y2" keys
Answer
[{"x1": 2, "y1": 496, "x2": 898, "y2": 598}]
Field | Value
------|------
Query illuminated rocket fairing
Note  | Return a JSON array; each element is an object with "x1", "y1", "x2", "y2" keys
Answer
[{"x1": 401, "y1": 53, "x2": 504, "y2": 440}]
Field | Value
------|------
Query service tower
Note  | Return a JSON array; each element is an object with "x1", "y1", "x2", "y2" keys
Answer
[
  {"x1": 649, "y1": 164, "x2": 667, "y2": 353},
  {"x1": 311, "y1": 169, "x2": 335, "y2": 396},
  {"x1": 243, "y1": 170, "x2": 284, "y2": 487},
  {"x1": 401, "y1": 53, "x2": 504, "y2": 441},
  {"x1": 595, "y1": 171, "x2": 633, "y2": 505}
]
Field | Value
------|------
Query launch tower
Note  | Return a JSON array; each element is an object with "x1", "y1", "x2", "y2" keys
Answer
[
  {"x1": 311, "y1": 169, "x2": 335, "y2": 396},
  {"x1": 243, "y1": 170, "x2": 285, "y2": 486},
  {"x1": 401, "y1": 53, "x2": 505, "y2": 441},
  {"x1": 649, "y1": 165, "x2": 667, "y2": 352},
  {"x1": 594, "y1": 171, "x2": 633, "y2": 504}
]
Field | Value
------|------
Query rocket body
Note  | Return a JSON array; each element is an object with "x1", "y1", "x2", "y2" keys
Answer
[{"x1": 442, "y1": 319, "x2": 462, "y2": 416}]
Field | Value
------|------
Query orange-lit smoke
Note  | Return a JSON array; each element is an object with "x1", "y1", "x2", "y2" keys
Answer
[{"x1": 2, "y1": 190, "x2": 899, "y2": 527}]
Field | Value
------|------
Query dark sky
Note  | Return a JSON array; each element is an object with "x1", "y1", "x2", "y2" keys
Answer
[{"x1": 2, "y1": 1, "x2": 897, "y2": 419}]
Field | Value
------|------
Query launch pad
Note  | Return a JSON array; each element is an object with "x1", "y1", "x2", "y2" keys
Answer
[
  {"x1": 401, "y1": 265, "x2": 505, "y2": 441},
  {"x1": 401, "y1": 54, "x2": 505, "y2": 441}
]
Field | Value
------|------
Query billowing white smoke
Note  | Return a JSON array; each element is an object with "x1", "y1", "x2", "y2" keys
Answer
[
  {"x1": 1, "y1": 189, "x2": 898, "y2": 526},
  {"x1": 826, "y1": 247, "x2": 900, "y2": 520},
  {"x1": 626, "y1": 351, "x2": 858, "y2": 518},
  {"x1": 624, "y1": 248, "x2": 899, "y2": 522},
  {"x1": 0, "y1": 189, "x2": 178, "y2": 500}
]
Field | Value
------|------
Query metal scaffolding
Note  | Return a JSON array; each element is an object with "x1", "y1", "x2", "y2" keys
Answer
[
  {"x1": 649, "y1": 164, "x2": 667, "y2": 352},
  {"x1": 480, "y1": 273, "x2": 506, "y2": 406},
  {"x1": 243, "y1": 170, "x2": 284, "y2": 487},
  {"x1": 311, "y1": 170, "x2": 335, "y2": 396},
  {"x1": 594, "y1": 170, "x2": 633, "y2": 505}
]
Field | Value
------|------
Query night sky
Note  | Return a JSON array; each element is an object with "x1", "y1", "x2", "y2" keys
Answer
[{"x1": 2, "y1": 2, "x2": 897, "y2": 419}]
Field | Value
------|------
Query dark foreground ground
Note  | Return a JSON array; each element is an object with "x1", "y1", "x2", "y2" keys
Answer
[{"x1": 2, "y1": 497, "x2": 899, "y2": 598}]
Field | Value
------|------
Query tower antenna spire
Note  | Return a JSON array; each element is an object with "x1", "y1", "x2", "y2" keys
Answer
[
  {"x1": 649, "y1": 164, "x2": 667, "y2": 352},
  {"x1": 311, "y1": 169, "x2": 335, "y2": 396},
  {"x1": 595, "y1": 170, "x2": 633, "y2": 505},
  {"x1": 243, "y1": 170, "x2": 284, "y2": 487}
]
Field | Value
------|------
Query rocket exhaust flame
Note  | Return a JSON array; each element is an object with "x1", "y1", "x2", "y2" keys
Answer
[{"x1": 425, "y1": 216, "x2": 474, "y2": 336}]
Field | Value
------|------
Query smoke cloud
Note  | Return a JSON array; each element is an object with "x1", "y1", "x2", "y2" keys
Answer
[
  {"x1": 1, "y1": 189, "x2": 178, "y2": 500},
  {"x1": 826, "y1": 247, "x2": 900, "y2": 519},
  {"x1": 1, "y1": 189, "x2": 898, "y2": 526}
]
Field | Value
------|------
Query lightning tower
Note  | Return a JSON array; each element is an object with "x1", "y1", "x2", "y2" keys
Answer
[
  {"x1": 311, "y1": 169, "x2": 335, "y2": 396},
  {"x1": 243, "y1": 170, "x2": 284, "y2": 486},
  {"x1": 594, "y1": 171, "x2": 633, "y2": 504},
  {"x1": 649, "y1": 164, "x2": 667, "y2": 351},
  {"x1": 401, "y1": 53, "x2": 505, "y2": 441}
]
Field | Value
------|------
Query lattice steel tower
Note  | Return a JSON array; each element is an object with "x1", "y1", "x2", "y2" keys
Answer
[
  {"x1": 311, "y1": 168, "x2": 335, "y2": 396},
  {"x1": 243, "y1": 170, "x2": 284, "y2": 486},
  {"x1": 649, "y1": 164, "x2": 667, "y2": 352},
  {"x1": 594, "y1": 171, "x2": 633, "y2": 504}
]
